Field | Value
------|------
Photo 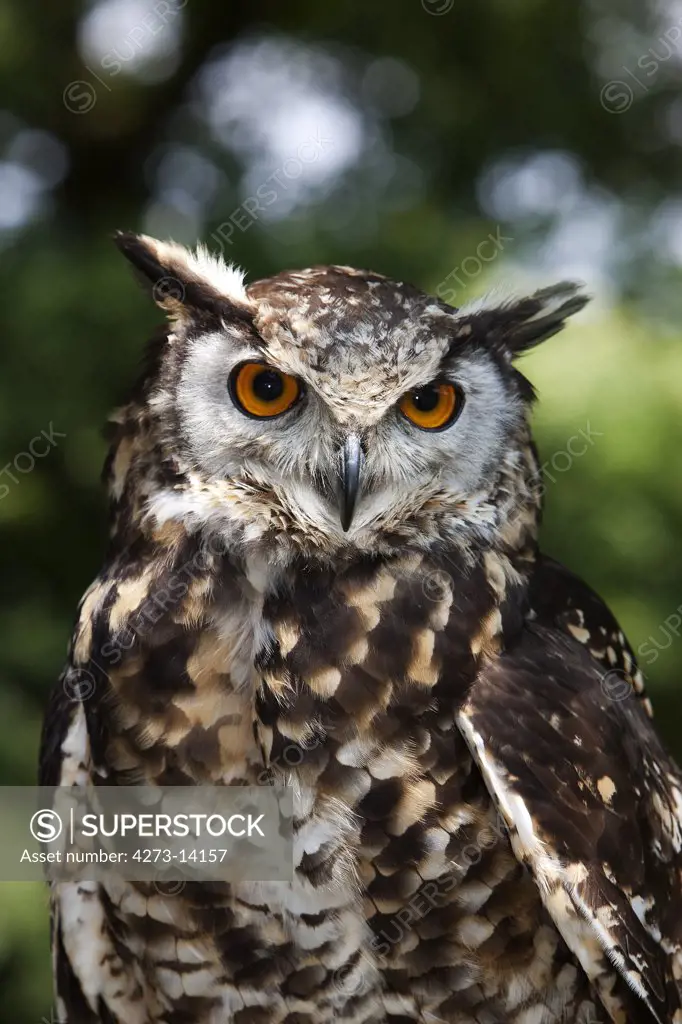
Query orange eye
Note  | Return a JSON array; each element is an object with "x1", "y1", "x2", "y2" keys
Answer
[
  {"x1": 229, "y1": 362, "x2": 301, "y2": 419},
  {"x1": 399, "y1": 382, "x2": 461, "y2": 431}
]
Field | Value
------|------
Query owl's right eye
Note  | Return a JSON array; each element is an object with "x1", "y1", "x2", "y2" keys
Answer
[{"x1": 229, "y1": 361, "x2": 301, "y2": 419}]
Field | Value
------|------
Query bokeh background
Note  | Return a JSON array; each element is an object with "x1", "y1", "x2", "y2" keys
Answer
[{"x1": 1, "y1": 0, "x2": 682, "y2": 1018}]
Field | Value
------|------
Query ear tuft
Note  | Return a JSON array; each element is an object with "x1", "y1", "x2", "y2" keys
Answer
[
  {"x1": 505, "y1": 282, "x2": 590, "y2": 352},
  {"x1": 113, "y1": 231, "x2": 251, "y2": 321},
  {"x1": 455, "y1": 282, "x2": 589, "y2": 358}
]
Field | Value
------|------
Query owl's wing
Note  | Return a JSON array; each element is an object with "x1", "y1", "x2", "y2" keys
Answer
[
  {"x1": 39, "y1": 672, "x2": 102, "y2": 1024},
  {"x1": 457, "y1": 622, "x2": 682, "y2": 1024},
  {"x1": 529, "y1": 553, "x2": 653, "y2": 718}
]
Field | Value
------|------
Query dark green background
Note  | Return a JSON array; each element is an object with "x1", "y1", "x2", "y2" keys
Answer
[{"x1": 1, "y1": 0, "x2": 681, "y2": 1018}]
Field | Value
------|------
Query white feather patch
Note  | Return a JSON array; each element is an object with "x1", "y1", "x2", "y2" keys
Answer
[
  {"x1": 186, "y1": 243, "x2": 248, "y2": 302},
  {"x1": 143, "y1": 234, "x2": 248, "y2": 303}
]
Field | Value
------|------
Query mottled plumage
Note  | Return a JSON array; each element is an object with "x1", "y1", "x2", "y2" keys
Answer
[{"x1": 40, "y1": 232, "x2": 682, "y2": 1024}]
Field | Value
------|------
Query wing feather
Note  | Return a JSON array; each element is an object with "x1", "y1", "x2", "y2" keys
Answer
[{"x1": 457, "y1": 623, "x2": 682, "y2": 1024}]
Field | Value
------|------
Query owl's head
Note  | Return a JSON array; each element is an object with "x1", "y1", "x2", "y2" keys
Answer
[{"x1": 112, "y1": 233, "x2": 587, "y2": 562}]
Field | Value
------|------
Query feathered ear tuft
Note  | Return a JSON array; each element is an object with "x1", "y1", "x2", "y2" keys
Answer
[
  {"x1": 453, "y1": 282, "x2": 589, "y2": 359},
  {"x1": 113, "y1": 231, "x2": 253, "y2": 323}
]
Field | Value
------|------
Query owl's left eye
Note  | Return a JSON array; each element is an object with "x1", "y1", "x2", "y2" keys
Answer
[
  {"x1": 229, "y1": 362, "x2": 301, "y2": 419},
  {"x1": 399, "y1": 381, "x2": 462, "y2": 431}
]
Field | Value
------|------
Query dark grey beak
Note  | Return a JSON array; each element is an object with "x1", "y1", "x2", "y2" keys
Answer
[{"x1": 339, "y1": 434, "x2": 364, "y2": 532}]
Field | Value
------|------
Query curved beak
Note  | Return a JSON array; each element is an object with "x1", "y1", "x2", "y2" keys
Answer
[{"x1": 339, "y1": 434, "x2": 364, "y2": 532}]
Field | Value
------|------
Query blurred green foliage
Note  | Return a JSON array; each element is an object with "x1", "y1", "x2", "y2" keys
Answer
[{"x1": 1, "y1": 0, "x2": 681, "y2": 1019}]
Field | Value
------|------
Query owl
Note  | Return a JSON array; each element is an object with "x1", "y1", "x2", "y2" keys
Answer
[{"x1": 40, "y1": 231, "x2": 682, "y2": 1024}]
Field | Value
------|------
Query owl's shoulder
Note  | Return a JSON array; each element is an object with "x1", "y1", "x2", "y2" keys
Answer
[{"x1": 529, "y1": 552, "x2": 650, "y2": 714}]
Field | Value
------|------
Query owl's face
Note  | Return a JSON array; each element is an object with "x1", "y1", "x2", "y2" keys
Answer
[
  {"x1": 173, "y1": 312, "x2": 520, "y2": 546},
  {"x1": 115, "y1": 234, "x2": 587, "y2": 558}
]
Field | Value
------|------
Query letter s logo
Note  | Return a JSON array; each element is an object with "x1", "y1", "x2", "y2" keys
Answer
[{"x1": 30, "y1": 809, "x2": 63, "y2": 842}]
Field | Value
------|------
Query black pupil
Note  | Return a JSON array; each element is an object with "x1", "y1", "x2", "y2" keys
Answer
[
  {"x1": 411, "y1": 385, "x2": 440, "y2": 412},
  {"x1": 253, "y1": 370, "x2": 284, "y2": 402}
]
